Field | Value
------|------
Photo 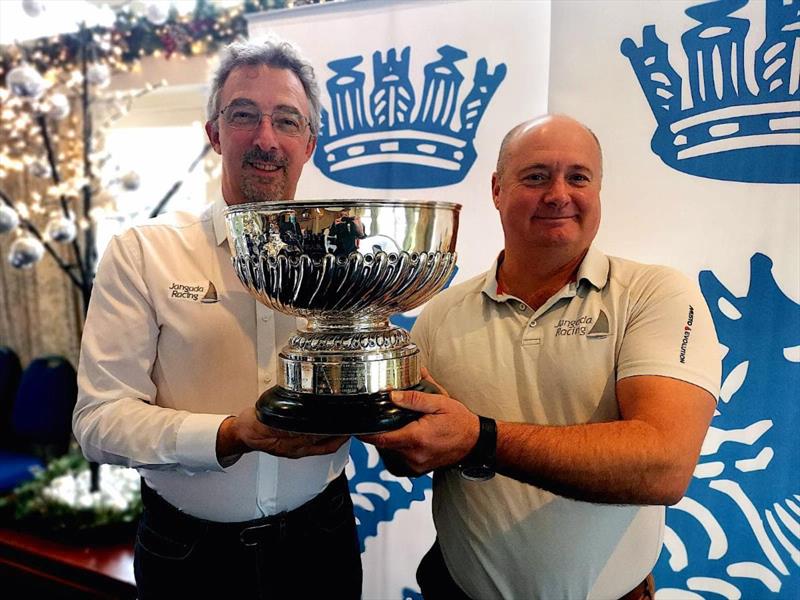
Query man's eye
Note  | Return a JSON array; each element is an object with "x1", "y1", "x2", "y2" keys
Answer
[
  {"x1": 274, "y1": 114, "x2": 301, "y2": 130},
  {"x1": 230, "y1": 110, "x2": 258, "y2": 122},
  {"x1": 525, "y1": 173, "x2": 547, "y2": 182},
  {"x1": 569, "y1": 174, "x2": 590, "y2": 183}
]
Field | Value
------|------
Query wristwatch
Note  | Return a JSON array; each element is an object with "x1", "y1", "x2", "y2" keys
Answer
[{"x1": 458, "y1": 416, "x2": 497, "y2": 481}]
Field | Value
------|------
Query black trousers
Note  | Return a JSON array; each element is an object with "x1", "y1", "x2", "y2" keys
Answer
[{"x1": 134, "y1": 473, "x2": 362, "y2": 599}]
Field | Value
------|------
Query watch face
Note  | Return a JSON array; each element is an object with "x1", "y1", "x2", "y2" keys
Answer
[{"x1": 459, "y1": 465, "x2": 495, "y2": 482}]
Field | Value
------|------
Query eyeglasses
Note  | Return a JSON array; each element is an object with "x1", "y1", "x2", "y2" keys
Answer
[{"x1": 218, "y1": 102, "x2": 310, "y2": 137}]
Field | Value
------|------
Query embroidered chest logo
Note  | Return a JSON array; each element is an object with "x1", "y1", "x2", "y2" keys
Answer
[
  {"x1": 168, "y1": 281, "x2": 218, "y2": 303},
  {"x1": 554, "y1": 311, "x2": 609, "y2": 338}
]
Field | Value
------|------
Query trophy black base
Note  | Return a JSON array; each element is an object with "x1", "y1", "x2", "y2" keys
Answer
[{"x1": 256, "y1": 383, "x2": 437, "y2": 434}]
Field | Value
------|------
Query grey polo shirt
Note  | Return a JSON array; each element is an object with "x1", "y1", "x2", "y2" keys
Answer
[{"x1": 411, "y1": 246, "x2": 721, "y2": 600}]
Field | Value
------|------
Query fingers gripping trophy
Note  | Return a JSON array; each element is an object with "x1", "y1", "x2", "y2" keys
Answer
[{"x1": 225, "y1": 200, "x2": 460, "y2": 434}]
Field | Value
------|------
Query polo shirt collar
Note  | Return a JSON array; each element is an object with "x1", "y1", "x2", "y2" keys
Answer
[
  {"x1": 212, "y1": 197, "x2": 229, "y2": 246},
  {"x1": 480, "y1": 245, "x2": 610, "y2": 303},
  {"x1": 576, "y1": 245, "x2": 609, "y2": 291}
]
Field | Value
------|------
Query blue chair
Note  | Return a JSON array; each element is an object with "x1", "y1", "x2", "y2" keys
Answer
[
  {"x1": 0, "y1": 355, "x2": 77, "y2": 492},
  {"x1": 0, "y1": 347, "x2": 22, "y2": 442}
]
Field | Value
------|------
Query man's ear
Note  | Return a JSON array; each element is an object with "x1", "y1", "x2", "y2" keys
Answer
[
  {"x1": 304, "y1": 134, "x2": 317, "y2": 162},
  {"x1": 205, "y1": 121, "x2": 222, "y2": 154},
  {"x1": 491, "y1": 172, "x2": 501, "y2": 210}
]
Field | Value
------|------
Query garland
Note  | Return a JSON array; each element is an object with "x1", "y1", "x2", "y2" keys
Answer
[
  {"x1": 0, "y1": 0, "x2": 326, "y2": 87},
  {"x1": 0, "y1": 451, "x2": 142, "y2": 541}
]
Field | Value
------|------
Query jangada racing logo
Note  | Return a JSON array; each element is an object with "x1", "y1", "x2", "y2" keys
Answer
[{"x1": 655, "y1": 253, "x2": 800, "y2": 598}]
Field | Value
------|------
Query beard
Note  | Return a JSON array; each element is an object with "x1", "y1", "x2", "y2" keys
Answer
[{"x1": 240, "y1": 147, "x2": 289, "y2": 202}]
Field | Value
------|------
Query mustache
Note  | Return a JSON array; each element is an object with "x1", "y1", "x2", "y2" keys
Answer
[{"x1": 242, "y1": 147, "x2": 287, "y2": 168}]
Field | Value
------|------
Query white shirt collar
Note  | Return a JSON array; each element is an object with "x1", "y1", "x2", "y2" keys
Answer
[{"x1": 212, "y1": 197, "x2": 229, "y2": 246}]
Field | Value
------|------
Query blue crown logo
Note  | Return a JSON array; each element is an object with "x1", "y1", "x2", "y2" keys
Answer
[
  {"x1": 621, "y1": 0, "x2": 800, "y2": 184},
  {"x1": 314, "y1": 45, "x2": 507, "y2": 189}
]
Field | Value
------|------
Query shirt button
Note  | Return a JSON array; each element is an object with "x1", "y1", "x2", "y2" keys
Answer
[
  {"x1": 261, "y1": 315, "x2": 271, "y2": 322},
  {"x1": 518, "y1": 302, "x2": 527, "y2": 311},
  {"x1": 529, "y1": 320, "x2": 537, "y2": 328}
]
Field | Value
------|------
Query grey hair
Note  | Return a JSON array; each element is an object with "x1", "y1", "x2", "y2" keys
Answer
[
  {"x1": 207, "y1": 36, "x2": 321, "y2": 136},
  {"x1": 495, "y1": 115, "x2": 604, "y2": 180}
]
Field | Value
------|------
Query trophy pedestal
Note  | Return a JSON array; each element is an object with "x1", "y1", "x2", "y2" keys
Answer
[{"x1": 256, "y1": 384, "x2": 430, "y2": 434}]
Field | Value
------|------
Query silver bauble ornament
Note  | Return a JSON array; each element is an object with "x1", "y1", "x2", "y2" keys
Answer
[
  {"x1": 145, "y1": 2, "x2": 170, "y2": 25},
  {"x1": 87, "y1": 63, "x2": 111, "y2": 88},
  {"x1": 8, "y1": 237, "x2": 45, "y2": 269},
  {"x1": 45, "y1": 215, "x2": 77, "y2": 243},
  {"x1": 120, "y1": 171, "x2": 141, "y2": 191},
  {"x1": 30, "y1": 159, "x2": 51, "y2": 179},
  {"x1": 0, "y1": 205, "x2": 20, "y2": 234},
  {"x1": 7, "y1": 65, "x2": 47, "y2": 99},
  {"x1": 47, "y1": 93, "x2": 71, "y2": 120},
  {"x1": 22, "y1": 0, "x2": 46, "y2": 18}
]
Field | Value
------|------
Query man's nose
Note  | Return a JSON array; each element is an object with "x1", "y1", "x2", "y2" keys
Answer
[
  {"x1": 543, "y1": 177, "x2": 570, "y2": 204},
  {"x1": 252, "y1": 115, "x2": 280, "y2": 150}
]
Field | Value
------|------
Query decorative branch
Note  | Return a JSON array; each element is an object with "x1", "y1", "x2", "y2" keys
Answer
[
  {"x1": 0, "y1": 189, "x2": 82, "y2": 288},
  {"x1": 149, "y1": 143, "x2": 212, "y2": 218}
]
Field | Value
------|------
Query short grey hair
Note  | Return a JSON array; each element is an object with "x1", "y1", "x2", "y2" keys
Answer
[{"x1": 207, "y1": 37, "x2": 321, "y2": 136}]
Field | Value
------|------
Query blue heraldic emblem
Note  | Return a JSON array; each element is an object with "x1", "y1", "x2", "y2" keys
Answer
[
  {"x1": 654, "y1": 253, "x2": 800, "y2": 598},
  {"x1": 621, "y1": 0, "x2": 800, "y2": 184},
  {"x1": 314, "y1": 45, "x2": 507, "y2": 189}
]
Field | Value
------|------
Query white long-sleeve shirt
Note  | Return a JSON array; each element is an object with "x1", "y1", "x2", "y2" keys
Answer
[{"x1": 74, "y1": 198, "x2": 349, "y2": 521}]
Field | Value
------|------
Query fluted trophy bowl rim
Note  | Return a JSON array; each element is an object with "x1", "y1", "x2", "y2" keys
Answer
[
  {"x1": 224, "y1": 198, "x2": 463, "y2": 212},
  {"x1": 225, "y1": 199, "x2": 460, "y2": 326}
]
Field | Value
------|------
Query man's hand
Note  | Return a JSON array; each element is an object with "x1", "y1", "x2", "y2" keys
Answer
[
  {"x1": 359, "y1": 370, "x2": 479, "y2": 476},
  {"x1": 216, "y1": 407, "x2": 349, "y2": 464}
]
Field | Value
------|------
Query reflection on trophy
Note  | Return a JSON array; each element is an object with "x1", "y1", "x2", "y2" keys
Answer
[{"x1": 225, "y1": 200, "x2": 460, "y2": 434}]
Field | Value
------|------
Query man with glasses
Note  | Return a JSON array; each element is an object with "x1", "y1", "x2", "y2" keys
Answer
[{"x1": 74, "y1": 38, "x2": 361, "y2": 599}]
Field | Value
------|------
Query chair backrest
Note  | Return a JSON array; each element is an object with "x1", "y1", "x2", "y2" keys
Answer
[
  {"x1": 0, "y1": 346, "x2": 23, "y2": 447},
  {"x1": 12, "y1": 355, "x2": 78, "y2": 457}
]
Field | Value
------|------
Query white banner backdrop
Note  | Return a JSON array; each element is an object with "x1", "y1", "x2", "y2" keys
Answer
[
  {"x1": 248, "y1": 0, "x2": 799, "y2": 598},
  {"x1": 548, "y1": 1, "x2": 799, "y2": 598},
  {"x1": 248, "y1": 2, "x2": 550, "y2": 598}
]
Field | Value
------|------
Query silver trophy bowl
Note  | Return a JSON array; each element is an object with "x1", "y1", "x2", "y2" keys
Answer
[{"x1": 225, "y1": 199, "x2": 460, "y2": 434}]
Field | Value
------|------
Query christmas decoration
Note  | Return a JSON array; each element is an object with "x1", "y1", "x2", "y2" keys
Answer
[
  {"x1": 29, "y1": 158, "x2": 51, "y2": 178},
  {"x1": 145, "y1": 2, "x2": 172, "y2": 26},
  {"x1": 0, "y1": 452, "x2": 142, "y2": 541},
  {"x1": 86, "y1": 62, "x2": 111, "y2": 88},
  {"x1": 8, "y1": 236, "x2": 45, "y2": 269},
  {"x1": 21, "y1": 0, "x2": 46, "y2": 19},
  {"x1": 120, "y1": 170, "x2": 141, "y2": 191},
  {"x1": 45, "y1": 214, "x2": 78, "y2": 243},
  {"x1": 0, "y1": 204, "x2": 20, "y2": 233},
  {"x1": 47, "y1": 92, "x2": 71, "y2": 120},
  {"x1": 6, "y1": 64, "x2": 47, "y2": 99}
]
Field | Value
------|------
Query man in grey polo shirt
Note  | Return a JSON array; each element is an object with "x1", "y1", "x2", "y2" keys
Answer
[{"x1": 362, "y1": 114, "x2": 720, "y2": 599}]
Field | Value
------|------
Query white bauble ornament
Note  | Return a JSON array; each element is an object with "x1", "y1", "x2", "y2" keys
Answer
[
  {"x1": 86, "y1": 63, "x2": 110, "y2": 88},
  {"x1": 45, "y1": 215, "x2": 77, "y2": 243},
  {"x1": 145, "y1": 2, "x2": 170, "y2": 25},
  {"x1": 22, "y1": 0, "x2": 46, "y2": 18},
  {"x1": 47, "y1": 93, "x2": 71, "y2": 120},
  {"x1": 30, "y1": 159, "x2": 51, "y2": 179},
  {"x1": 8, "y1": 237, "x2": 45, "y2": 269},
  {"x1": 120, "y1": 171, "x2": 140, "y2": 191},
  {"x1": 7, "y1": 65, "x2": 47, "y2": 99},
  {"x1": 0, "y1": 205, "x2": 20, "y2": 234}
]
